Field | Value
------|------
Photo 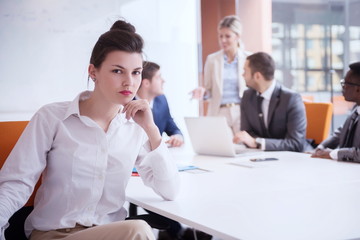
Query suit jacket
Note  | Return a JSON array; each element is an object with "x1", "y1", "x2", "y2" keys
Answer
[
  {"x1": 241, "y1": 82, "x2": 308, "y2": 152},
  {"x1": 320, "y1": 105, "x2": 360, "y2": 162},
  {"x1": 204, "y1": 49, "x2": 250, "y2": 115},
  {"x1": 152, "y1": 95, "x2": 182, "y2": 136}
]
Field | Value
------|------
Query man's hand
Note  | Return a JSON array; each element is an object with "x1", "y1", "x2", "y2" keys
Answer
[
  {"x1": 311, "y1": 148, "x2": 332, "y2": 159},
  {"x1": 233, "y1": 131, "x2": 257, "y2": 148},
  {"x1": 166, "y1": 134, "x2": 184, "y2": 147}
]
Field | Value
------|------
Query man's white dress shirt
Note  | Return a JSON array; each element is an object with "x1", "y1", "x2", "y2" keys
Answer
[{"x1": 0, "y1": 91, "x2": 180, "y2": 238}]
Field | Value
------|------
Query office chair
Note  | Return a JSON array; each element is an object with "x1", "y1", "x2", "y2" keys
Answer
[
  {"x1": 0, "y1": 121, "x2": 41, "y2": 240},
  {"x1": 303, "y1": 102, "x2": 333, "y2": 146}
]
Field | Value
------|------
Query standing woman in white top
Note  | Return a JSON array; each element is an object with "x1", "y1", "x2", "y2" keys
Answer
[
  {"x1": 0, "y1": 20, "x2": 180, "y2": 240},
  {"x1": 191, "y1": 15, "x2": 250, "y2": 134}
]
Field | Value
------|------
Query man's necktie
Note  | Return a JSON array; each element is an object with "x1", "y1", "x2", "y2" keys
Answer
[
  {"x1": 257, "y1": 95, "x2": 267, "y2": 136},
  {"x1": 343, "y1": 110, "x2": 359, "y2": 148}
]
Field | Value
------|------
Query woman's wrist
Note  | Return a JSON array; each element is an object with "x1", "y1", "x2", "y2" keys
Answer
[{"x1": 143, "y1": 124, "x2": 162, "y2": 150}]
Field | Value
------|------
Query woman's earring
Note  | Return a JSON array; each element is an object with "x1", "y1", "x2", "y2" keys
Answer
[{"x1": 93, "y1": 78, "x2": 96, "y2": 82}]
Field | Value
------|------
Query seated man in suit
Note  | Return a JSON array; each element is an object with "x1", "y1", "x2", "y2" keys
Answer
[
  {"x1": 233, "y1": 52, "x2": 309, "y2": 152},
  {"x1": 311, "y1": 62, "x2": 360, "y2": 162},
  {"x1": 137, "y1": 61, "x2": 184, "y2": 147}
]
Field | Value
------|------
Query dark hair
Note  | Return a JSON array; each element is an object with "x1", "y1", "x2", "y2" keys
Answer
[
  {"x1": 142, "y1": 61, "x2": 160, "y2": 81},
  {"x1": 246, "y1": 52, "x2": 275, "y2": 81},
  {"x1": 89, "y1": 20, "x2": 144, "y2": 68},
  {"x1": 349, "y1": 61, "x2": 360, "y2": 82},
  {"x1": 110, "y1": 20, "x2": 136, "y2": 33}
]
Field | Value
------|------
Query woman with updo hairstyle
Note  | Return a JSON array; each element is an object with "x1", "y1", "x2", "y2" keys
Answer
[
  {"x1": 191, "y1": 15, "x2": 251, "y2": 135},
  {"x1": 0, "y1": 20, "x2": 180, "y2": 240}
]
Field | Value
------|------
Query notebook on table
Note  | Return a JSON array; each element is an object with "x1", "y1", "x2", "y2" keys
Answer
[{"x1": 184, "y1": 117, "x2": 260, "y2": 157}]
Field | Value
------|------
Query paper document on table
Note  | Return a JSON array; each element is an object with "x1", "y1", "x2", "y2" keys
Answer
[
  {"x1": 177, "y1": 164, "x2": 211, "y2": 174},
  {"x1": 177, "y1": 165, "x2": 198, "y2": 171},
  {"x1": 229, "y1": 157, "x2": 278, "y2": 168},
  {"x1": 184, "y1": 168, "x2": 211, "y2": 174},
  {"x1": 132, "y1": 164, "x2": 210, "y2": 176},
  {"x1": 229, "y1": 160, "x2": 258, "y2": 168}
]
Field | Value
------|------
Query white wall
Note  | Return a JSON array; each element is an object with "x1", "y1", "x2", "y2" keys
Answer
[{"x1": 0, "y1": 0, "x2": 200, "y2": 137}]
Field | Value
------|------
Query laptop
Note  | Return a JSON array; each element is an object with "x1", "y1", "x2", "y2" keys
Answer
[{"x1": 184, "y1": 117, "x2": 260, "y2": 157}]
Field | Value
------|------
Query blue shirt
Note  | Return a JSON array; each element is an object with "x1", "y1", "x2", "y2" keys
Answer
[{"x1": 221, "y1": 54, "x2": 241, "y2": 104}]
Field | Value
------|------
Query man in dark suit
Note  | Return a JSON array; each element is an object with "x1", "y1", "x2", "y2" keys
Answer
[
  {"x1": 311, "y1": 62, "x2": 360, "y2": 162},
  {"x1": 137, "y1": 61, "x2": 184, "y2": 147},
  {"x1": 233, "y1": 52, "x2": 309, "y2": 152}
]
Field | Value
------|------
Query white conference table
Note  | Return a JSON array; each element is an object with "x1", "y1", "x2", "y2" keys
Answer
[{"x1": 126, "y1": 147, "x2": 360, "y2": 240}]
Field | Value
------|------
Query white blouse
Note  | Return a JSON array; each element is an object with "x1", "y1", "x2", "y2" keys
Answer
[{"x1": 0, "y1": 91, "x2": 180, "y2": 238}]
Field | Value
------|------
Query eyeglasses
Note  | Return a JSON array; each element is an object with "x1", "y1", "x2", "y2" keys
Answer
[{"x1": 340, "y1": 79, "x2": 360, "y2": 88}]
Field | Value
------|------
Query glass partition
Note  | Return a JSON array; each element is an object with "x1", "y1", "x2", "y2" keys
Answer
[{"x1": 272, "y1": 0, "x2": 360, "y2": 130}]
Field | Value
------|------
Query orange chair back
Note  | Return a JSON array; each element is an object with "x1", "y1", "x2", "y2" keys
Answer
[
  {"x1": 303, "y1": 102, "x2": 332, "y2": 145},
  {"x1": 0, "y1": 121, "x2": 41, "y2": 206}
]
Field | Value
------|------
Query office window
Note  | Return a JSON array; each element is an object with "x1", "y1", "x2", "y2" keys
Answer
[
  {"x1": 272, "y1": 0, "x2": 360, "y2": 129},
  {"x1": 290, "y1": 38, "x2": 305, "y2": 69},
  {"x1": 272, "y1": 1, "x2": 360, "y2": 94},
  {"x1": 291, "y1": 70, "x2": 305, "y2": 92},
  {"x1": 350, "y1": 26, "x2": 360, "y2": 61}
]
